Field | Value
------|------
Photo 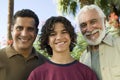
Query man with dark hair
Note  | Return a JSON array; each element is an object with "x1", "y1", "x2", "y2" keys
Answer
[
  {"x1": 0, "y1": 9, "x2": 46, "y2": 80},
  {"x1": 28, "y1": 16, "x2": 98, "y2": 80}
]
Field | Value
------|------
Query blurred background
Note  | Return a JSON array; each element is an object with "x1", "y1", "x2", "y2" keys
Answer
[{"x1": 0, "y1": 0, "x2": 120, "y2": 59}]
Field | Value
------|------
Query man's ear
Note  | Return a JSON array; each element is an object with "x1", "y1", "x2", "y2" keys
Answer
[
  {"x1": 11, "y1": 25, "x2": 13, "y2": 32},
  {"x1": 11, "y1": 26, "x2": 14, "y2": 36}
]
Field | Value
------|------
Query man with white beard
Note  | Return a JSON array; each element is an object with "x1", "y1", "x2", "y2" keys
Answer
[{"x1": 77, "y1": 4, "x2": 120, "y2": 80}]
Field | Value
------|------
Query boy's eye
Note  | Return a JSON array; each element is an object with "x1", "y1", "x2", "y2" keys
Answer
[
  {"x1": 62, "y1": 30, "x2": 68, "y2": 34},
  {"x1": 50, "y1": 32, "x2": 56, "y2": 36}
]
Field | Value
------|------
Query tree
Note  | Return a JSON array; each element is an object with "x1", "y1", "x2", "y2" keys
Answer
[
  {"x1": 71, "y1": 33, "x2": 87, "y2": 60},
  {"x1": 7, "y1": 0, "x2": 14, "y2": 44},
  {"x1": 56, "y1": 0, "x2": 120, "y2": 17}
]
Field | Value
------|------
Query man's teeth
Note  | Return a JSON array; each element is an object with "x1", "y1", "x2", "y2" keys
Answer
[
  {"x1": 21, "y1": 39, "x2": 28, "y2": 42},
  {"x1": 92, "y1": 29, "x2": 99, "y2": 34},
  {"x1": 85, "y1": 30, "x2": 99, "y2": 36},
  {"x1": 85, "y1": 32, "x2": 91, "y2": 35}
]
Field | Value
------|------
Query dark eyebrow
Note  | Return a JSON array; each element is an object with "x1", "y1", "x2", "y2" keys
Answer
[
  {"x1": 62, "y1": 28, "x2": 67, "y2": 31},
  {"x1": 80, "y1": 18, "x2": 98, "y2": 24}
]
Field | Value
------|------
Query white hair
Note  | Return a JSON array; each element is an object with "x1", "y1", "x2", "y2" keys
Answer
[
  {"x1": 76, "y1": 4, "x2": 106, "y2": 25},
  {"x1": 76, "y1": 4, "x2": 106, "y2": 45}
]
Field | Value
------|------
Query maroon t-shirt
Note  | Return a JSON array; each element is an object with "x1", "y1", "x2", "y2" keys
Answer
[{"x1": 28, "y1": 60, "x2": 98, "y2": 80}]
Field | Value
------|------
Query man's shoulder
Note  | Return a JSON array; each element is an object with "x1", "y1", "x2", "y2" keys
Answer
[
  {"x1": 0, "y1": 46, "x2": 12, "y2": 61},
  {"x1": 35, "y1": 51, "x2": 47, "y2": 62},
  {"x1": 38, "y1": 53, "x2": 47, "y2": 60},
  {"x1": 0, "y1": 47, "x2": 7, "y2": 55},
  {"x1": 107, "y1": 35, "x2": 120, "y2": 44},
  {"x1": 112, "y1": 37, "x2": 120, "y2": 48},
  {"x1": 0, "y1": 47, "x2": 8, "y2": 66},
  {"x1": 113, "y1": 36, "x2": 120, "y2": 41}
]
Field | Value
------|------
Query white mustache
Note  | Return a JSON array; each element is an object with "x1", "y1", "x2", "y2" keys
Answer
[{"x1": 85, "y1": 29, "x2": 99, "y2": 36}]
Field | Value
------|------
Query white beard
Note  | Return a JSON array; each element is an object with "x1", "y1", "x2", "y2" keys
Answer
[{"x1": 83, "y1": 25, "x2": 106, "y2": 45}]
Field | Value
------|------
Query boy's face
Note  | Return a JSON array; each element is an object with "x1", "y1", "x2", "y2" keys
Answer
[{"x1": 48, "y1": 22, "x2": 71, "y2": 53}]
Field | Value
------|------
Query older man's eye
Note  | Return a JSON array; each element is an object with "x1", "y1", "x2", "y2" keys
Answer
[
  {"x1": 80, "y1": 23, "x2": 87, "y2": 28},
  {"x1": 91, "y1": 19, "x2": 97, "y2": 25}
]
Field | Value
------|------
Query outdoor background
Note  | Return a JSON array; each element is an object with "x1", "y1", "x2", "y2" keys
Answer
[
  {"x1": 0, "y1": 0, "x2": 58, "y2": 48},
  {"x1": 0, "y1": 0, "x2": 120, "y2": 59},
  {"x1": 0, "y1": 0, "x2": 80, "y2": 48}
]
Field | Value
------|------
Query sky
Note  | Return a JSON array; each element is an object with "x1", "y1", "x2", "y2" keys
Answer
[
  {"x1": 0, "y1": 0, "x2": 58, "y2": 36},
  {"x1": 0, "y1": 0, "x2": 79, "y2": 48},
  {"x1": 0, "y1": 0, "x2": 58, "y2": 47}
]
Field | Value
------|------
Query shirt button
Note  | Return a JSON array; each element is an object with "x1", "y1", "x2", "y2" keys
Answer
[
  {"x1": 101, "y1": 53, "x2": 103, "y2": 55},
  {"x1": 102, "y1": 67, "x2": 105, "y2": 70}
]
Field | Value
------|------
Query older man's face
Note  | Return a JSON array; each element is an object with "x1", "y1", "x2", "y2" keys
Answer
[{"x1": 79, "y1": 9, "x2": 106, "y2": 45}]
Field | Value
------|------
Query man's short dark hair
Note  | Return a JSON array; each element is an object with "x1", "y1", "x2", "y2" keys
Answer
[{"x1": 12, "y1": 9, "x2": 39, "y2": 29}]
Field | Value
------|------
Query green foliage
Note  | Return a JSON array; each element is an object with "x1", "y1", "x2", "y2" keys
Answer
[
  {"x1": 106, "y1": 22, "x2": 120, "y2": 37},
  {"x1": 57, "y1": 0, "x2": 78, "y2": 16},
  {"x1": 69, "y1": 1, "x2": 78, "y2": 16},
  {"x1": 71, "y1": 33, "x2": 87, "y2": 60},
  {"x1": 33, "y1": 35, "x2": 50, "y2": 58},
  {"x1": 57, "y1": 0, "x2": 120, "y2": 16},
  {"x1": 58, "y1": 0, "x2": 70, "y2": 13}
]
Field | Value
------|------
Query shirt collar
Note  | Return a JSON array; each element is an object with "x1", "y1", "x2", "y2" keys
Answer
[
  {"x1": 87, "y1": 34, "x2": 114, "y2": 52},
  {"x1": 102, "y1": 34, "x2": 113, "y2": 46},
  {"x1": 6, "y1": 45, "x2": 39, "y2": 59}
]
